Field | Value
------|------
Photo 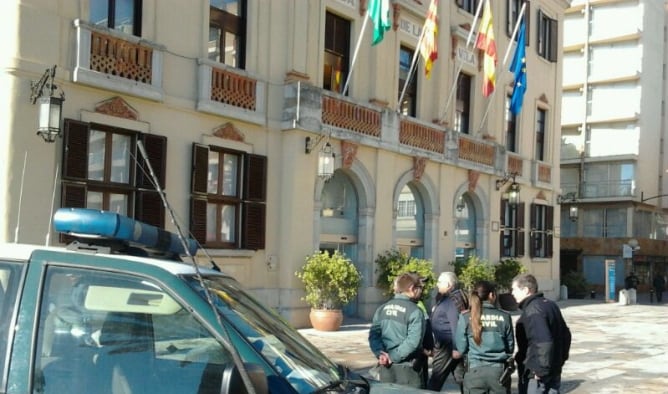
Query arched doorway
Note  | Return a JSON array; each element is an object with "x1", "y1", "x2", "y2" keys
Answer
[
  {"x1": 396, "y1": 183, "x2": 425, "y2": 258},
  {"x1": 455, "y1": 192, "x2": 477, "y2": 261}
]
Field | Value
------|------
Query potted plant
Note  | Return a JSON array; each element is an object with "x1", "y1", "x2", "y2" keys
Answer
[
  {"x1": 374, "y1": 248, "x2": 435, "y2": 305},
  {"x1": 454, "y1": 255, "x2": 496, "y2": 292},
  {"x1": 295, "y1": 250, "x2": 362, "y2": 331},
  {"x1": 494, "y1": 259, "x2": 526, "y2": 311},
  {"x1": 561, "y1": 271, "x2": 589, "y2": 299}
]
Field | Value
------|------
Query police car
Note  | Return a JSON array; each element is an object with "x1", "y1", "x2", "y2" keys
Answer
[{"x1": 0, "y1": 208, "x2": 429, "y2": 393}]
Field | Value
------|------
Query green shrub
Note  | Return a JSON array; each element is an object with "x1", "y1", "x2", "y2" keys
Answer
[
  {"x1": 561, "y1": 271, "x2": 588, "y2": 298},
  {"x1": 374, "y1": 248, "x2": 434, "y2": 303},
  {"x1": 295, "y1": 250, "x2": 362, "y2": 310},
  {"x1": 456, "y1": 256, "x2": 495, "y2": 292},
  {"x1": 495, "y1": 259, "x2": 527, "y2": 292}
]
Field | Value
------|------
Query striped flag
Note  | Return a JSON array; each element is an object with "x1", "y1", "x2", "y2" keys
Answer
[
  {"x1": 419, "y1": 0, "x2": 438, "y2": 79},
  {"x1": 509, "y1": 19, "x2": 527, "y2": 115},
  {"x1": 476, "y1": 0, "x2": 497, "y2": 97},
  {"x1": 369, "y1": 0, "x2": 392, "y2": 46}
]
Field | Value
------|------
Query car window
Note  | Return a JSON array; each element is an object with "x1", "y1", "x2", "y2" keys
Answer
[
  {"x1": 0, "y1": 261, "x2": 24, "y2": 392},
  {"x1": 32, "y1": 266, "x2": 234, "y2": 394}
]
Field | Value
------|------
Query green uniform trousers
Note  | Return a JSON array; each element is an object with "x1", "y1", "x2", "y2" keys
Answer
[{"x1": 463, "y1": 364, "x2": 509, "y2": 394}]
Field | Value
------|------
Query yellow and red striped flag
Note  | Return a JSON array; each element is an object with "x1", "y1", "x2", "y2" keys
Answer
[
  {"x1": 419, "y1": 0, "x2": 438, "y2": 79},
  {"x1": 476, "y1": 0, "x2": 497, "y2": 97}
]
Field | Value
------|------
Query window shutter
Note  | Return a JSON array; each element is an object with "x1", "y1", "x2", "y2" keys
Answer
[
  {"x1": 500, "y1": 199, "x2": 507, "y2": 225},
  {"x1": 137, "y1": 134, "x2": 167, "y2": 190},
  {"x1": 62, "y1": 119, "x2": 89, "y2": 180},
  {"x1": 549, "y1": 17, "x2": 558, "y2": 62},
  {"x1": 525, "y1": 1, "x2": 531, "y2": 44},
  {"x1": 244, "y1": 154, "x2": 267, "y2": 202},
  {"x1": 61, "y1": 183, "x2": 86, "y2": 208},
  {"x1": 242, "y1": 202, "x2": 266, "y2": 250},
  {"x1": 546, "y1": 205, "x2": 554, "y2": 257},
  {"x1": 135, "y1": 191, "x2": 165, "y2": 228},
  {"x1": 190, "y1": 197, "x2": 207, "y2": 245},
  {"x1": 500, "y1": 228, "x2": 506, "y2": 257},
  {"x1": 191, "y1": 144, "x2": 209, "y2": 195},
  {"x1": 546, "y1": 205, "x2": 554, "y2": 230},
  {"x1": 517, "y1": 202, "x2": 526, "y2": 257}
]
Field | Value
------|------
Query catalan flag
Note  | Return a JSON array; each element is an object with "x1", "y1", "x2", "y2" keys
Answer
[
  {"x1": 476, "y1": 0, "x2": 497, "y2": 97},
  {"x1": 369, "y1": 0, "x2": 392, "y2": 46},
  {"x1": 509, "y1": 19, "x2": 527, "y2": 115},
  {"x1": 419, "y1": 0, "x2": 438, "y2": 79}
]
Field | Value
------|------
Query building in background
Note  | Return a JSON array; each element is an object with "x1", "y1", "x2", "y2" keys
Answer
[
  {"x1": 560, "y1": 0, "x2": 668, "y2": 294},
  {"x1": 1, "y1": 0, "x2": 568, "y2": 326}
]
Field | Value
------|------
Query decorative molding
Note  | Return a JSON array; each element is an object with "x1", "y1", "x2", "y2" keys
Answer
[
  {"x1": 536, "y1": 190, "x2": 547, "y2": 201},
  {"x1": 341, "y1": 140, "x2": 358, "y2": 169},
  {"x1": 360, "y1": 0, "x2": 367, "y2": 16},
  {"x1": 538, "y1": 94, "x2": 549, "y2": 104},
  {"x1": 392, "y1": 3, "x2": 401, "y2": 31},
  {"x1": 468, "y1": 169, "x2": 480, "y2": 192},
  {"x1": 414, "y1": 156, "x2": 427, "y2": 181},
  {"x1": 95, "y1": 96, "x2": 139, "y2": 120},
  {"x1": 212, "y1": 122, "x2": 245, "y2": 142},
  {"x1": 284, "y1": 70, "x2": 310, "y2": 83}
]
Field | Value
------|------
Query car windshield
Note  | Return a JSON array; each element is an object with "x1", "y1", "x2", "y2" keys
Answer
[{"x1": 184, "y1": 275, "x2": 342, "y2": 392}]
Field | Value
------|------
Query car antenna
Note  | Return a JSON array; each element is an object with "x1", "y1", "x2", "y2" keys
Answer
[
  {"x1": 135, "y1": 141, "x2": 257, "y2": 394},
  {"x1": 14, "y1": 151, "x2": 28, "y2": 243},
  {"x1": 45, "y1": 162, "x2": 60, "y2": 246}
]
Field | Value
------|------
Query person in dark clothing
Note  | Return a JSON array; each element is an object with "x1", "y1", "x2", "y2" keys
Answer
[
  {"x1": 653, "y1": 273, "x2": 665, "y2": 303},
  {"x1": 624, "y1": 272, "x2": 639, "y2": 290},
  {"x1": 455, "y1": 281, "x2": 515, "y2": 394},
  {"x1": 512, "y1": 274, "x2": 571, "y2": 394},
  {"x1": 428, "y1": 271, "x2": 469, "y2": 391},
  {"x1": 368, "y1": 272, "x2": 426, "y2": 388}
]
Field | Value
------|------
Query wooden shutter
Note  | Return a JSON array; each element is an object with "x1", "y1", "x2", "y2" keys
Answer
[
  {"x1": 190, "y1": 197, "x2": 207, "y2": 245},
  {"x1": 191, "y1": 144, "x2": 209, "y2": 195},
  {"x1": 60, "y1": 183, "x2": 86, "y2": 244},
  {"x1": 529, "y1": 203, "x2": 537, "y2": 257},
  {"x1": 546, "y1": 205, "x2": 554, "y2": 257},
  {"x1": 137, "y1": 134, "x2": 167, "y2": 190},
  {"x1": 243, "y1": 154, "x2": 267, "y2": 202},
  {"x1": 517, "y1": 202, "x2": 525, "y2": 257},
  {"x1": 242, "y1": 202, "x2": 266, "y2": 250},
  {"x1": 549, "y1": 17, "x2": 558, "y2": 62},
  {"x1": 62, "y1": 119, "x2": 89, "y2": 181},
  {"x1": 135, "y1": 191, "x2": 165, "y2": 228},
  {"x1": 524, "y1": 1, "x2": 531, "y2": 44}
]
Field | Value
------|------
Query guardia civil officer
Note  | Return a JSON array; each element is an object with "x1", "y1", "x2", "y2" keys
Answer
[
  {"x1": 455, "y1": 281, "x2": 515, "y2": 394},
  {"x1": 368, "y1": 272, "x2": 426, "y2": 388}
]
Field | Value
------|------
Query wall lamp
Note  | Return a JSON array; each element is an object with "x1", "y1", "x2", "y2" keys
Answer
[
  {"x1": 495, "y1": 172, "x2": 520, "y2": 206},
  {"x1": 456, "y1": 195, "x2": 465, "y2": 212},
  {"x1": 30, "y1": 65, "x2": 65, "y2": 143},
  {"x1": 305, "y1": 135, "x2": 335, "y2": 180},
  {"x1": 557, "y1": 191, "x2": 579, "y2": 222}
]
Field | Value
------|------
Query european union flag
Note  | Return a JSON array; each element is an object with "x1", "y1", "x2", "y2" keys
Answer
[{"x1": 509, "y1": 20, "x2": 527, "y2": 115}]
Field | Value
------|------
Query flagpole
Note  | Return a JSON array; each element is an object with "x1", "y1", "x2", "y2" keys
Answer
[
  {"x1": 476, "y1": 3, "x2": 526, "y2": 134},
  {"x1": 397, "y1": 27, "x2": 428, "y2": 112},
  {"x1": 437, "y1": 0, "x2": 484, "y2": 123},
  {"x1": 342, "y1": 11, "x2": 371, "y2": 96}
]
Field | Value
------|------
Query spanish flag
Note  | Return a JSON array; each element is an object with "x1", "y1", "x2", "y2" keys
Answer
[
  {"x1": 476, "y1": 0, "x2": 496, "y2": 97},
  {"x1": 419, "y1": 0, "x2": 438, "y2": 79}
]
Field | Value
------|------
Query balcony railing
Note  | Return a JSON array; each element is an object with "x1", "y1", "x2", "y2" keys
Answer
[
  {"x1": 507, "y1": 154, "x2": 523, "y2": 176},
  {"x1": 322, "y1": 95, "x2": 381, "y2": 138},
  {"x1": 73, "y1": 19, "x2": 164, "y2": 101},
  {"x1": 399, "y1": 119, "x2": 444, "y2": 154},
  {"x1": 458, "y1": 134, "x2": 495, "y2": 167}
]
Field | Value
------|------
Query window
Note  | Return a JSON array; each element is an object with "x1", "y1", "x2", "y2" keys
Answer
[
  {"x1": 399, "y1": 46, "x2": 418, "y2": 116},
  {"x1": 583, "y1": 208, "x2": 627, "y2": 238},
  {"x1": 530, "y1": 204, "x2": 553, "y2": 258},
  {"x1": 505, "y1": 96, "x2": 518, "y2": 152},
  {"x1": 535, "y1": 108, "x2": 546, "y2": 160},
  {"x1": 209, "y1": 0, "x2": 246, "y2": 68},
  {"x1": 456, "y1": 0, "x2": 480, "y2": 14},
  {"x1": 34, "y1": 266, "x2": 233, "y2": 394},
  {"x1": 500, "y1": 200, "x2": 525, "y2": 257},
  {"x1": 90, "y1": 0, "x2": 142, "y2": 36},
  {"x1": 0, "y1": 261, "x2": 22, "y2": 390},
  {"x1": 455, "y1": 73, "x2": 472, "y2": 134},
  {"x1": 323, "y1": 12, "x2": 350, "y2": 93},
  {"x1": 62, "y1": 119, "x2": 166, "y2": 228},
  {"x1": 506, "y1": 0, "x2": 530, "y2": 40},
  {"x1": 537, "y1": 9, "x2": 557, "y2": 62},
  {"x1": 190, "y1": 144, "x2": 267, "y2": 250}
]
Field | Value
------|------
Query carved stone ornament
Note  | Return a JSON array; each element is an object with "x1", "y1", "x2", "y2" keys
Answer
[
  {"x1": 468, "y1": 170, "x2": 480, "y2": 192},
  {"x1": 212, "y1": 123, "x2": 245, "y2": 142},
  {"x1": 536, "y1": 190, "x2": 547, "y2": 200},
  {"x1": 341, "y1": 140, "x2": 358, "y2": 169},
  {"x1": 414, "y1": 156, "x2": 427, "y2": 181},
  {"x1": 95, "y1": 97, "x2": 139, "y2": 120}
]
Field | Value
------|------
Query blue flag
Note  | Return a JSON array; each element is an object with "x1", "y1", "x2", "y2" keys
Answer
[{"x1": 509, "y1": 20, "x2": 527, "y2": 115}]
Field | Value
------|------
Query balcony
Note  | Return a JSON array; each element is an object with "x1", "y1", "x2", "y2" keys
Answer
[
  {"x1": 197, "y1": 59, "x2": 267, "y2": 125},
  {"x1": 560, "y1": 180, "x2": 635, "y2": 199},
  {"x1": 283, "y1": 82, "x2": 527, "y2": 181},
  {"x1": 73, "y1": 19, "x2": 164, "y2": 101}
]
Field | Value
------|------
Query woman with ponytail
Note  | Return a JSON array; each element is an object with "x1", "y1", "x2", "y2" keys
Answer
[{"x1": 455, "y1": 281, "x2": 515, "y2": 394}]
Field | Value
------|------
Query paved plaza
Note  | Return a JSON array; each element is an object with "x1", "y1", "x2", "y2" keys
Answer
[{"x1": 299, "y1": 296, "x2": 668, "y2": 393}]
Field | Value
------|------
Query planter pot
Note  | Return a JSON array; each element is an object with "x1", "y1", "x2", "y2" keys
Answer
[{"x1": 309, "y1": 309, "x2": 343, "y2": 331}]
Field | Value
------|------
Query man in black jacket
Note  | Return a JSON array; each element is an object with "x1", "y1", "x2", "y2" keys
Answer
[{"x1": 512, "y1": 274, "x2": 571, "y2": 394}]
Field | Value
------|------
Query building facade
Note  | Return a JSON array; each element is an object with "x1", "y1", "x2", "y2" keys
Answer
[
  {"x1": 1, "y1": 0, "x2": 568, "y2": 326},
  {"x1": 560, "y1": 0, "x2": 668, "y2": 294}
]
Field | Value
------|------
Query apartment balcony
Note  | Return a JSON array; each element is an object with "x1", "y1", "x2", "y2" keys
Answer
[
  {"x1": 73, "y1": 19, "x2": 164, "y2": 101},
  {"x1": 197, "y1": 59, "x2": 267, "y2": 125},
  {"x1": 560, "y1": 180, "x2": 635, "y2": 200},
  {"x1": 282, "y1": 82, "x2": 542, "y2": 184}
]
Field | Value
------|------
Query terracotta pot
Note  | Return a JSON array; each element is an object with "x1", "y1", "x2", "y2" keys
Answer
[{"x1": 309, "y1": 309, "x2": 343, "y2": 331}]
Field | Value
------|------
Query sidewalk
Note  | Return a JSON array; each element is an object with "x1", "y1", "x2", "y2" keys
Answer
[{"x1": 299, "y1": 295, "x2": 668, "y2": 393}]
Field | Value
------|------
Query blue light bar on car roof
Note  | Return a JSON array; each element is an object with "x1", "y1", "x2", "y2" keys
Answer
[{"x1": 53, "y1": 208, "x2": 198, "y2": 256}]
